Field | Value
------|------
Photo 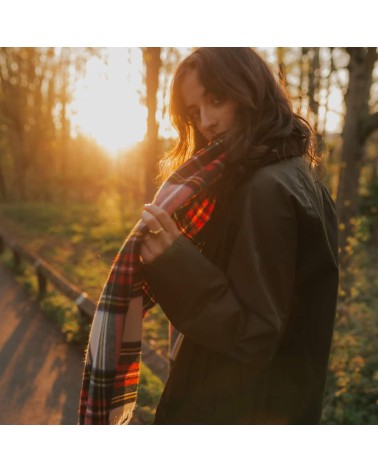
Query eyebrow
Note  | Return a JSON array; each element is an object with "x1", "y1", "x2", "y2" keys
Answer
[
  {"x1": 185, "y1": 104, "x2": 198, "y2": 113},
  {"x1": 184, "y1": 90, "x2": 213, "y2": 113}
]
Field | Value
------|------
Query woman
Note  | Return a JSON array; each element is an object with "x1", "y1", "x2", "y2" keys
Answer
[{"x1": 139, "y1": 47, "x2": 339, "y2": 424}]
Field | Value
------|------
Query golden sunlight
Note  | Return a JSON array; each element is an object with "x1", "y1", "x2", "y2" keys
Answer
[{"x1": 70, "y1": 48, "x2": 147, "y2": 157}]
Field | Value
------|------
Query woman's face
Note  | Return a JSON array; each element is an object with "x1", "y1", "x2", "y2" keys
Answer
[{"x1": 180, "y1": 68, "x2": 238, "y2": 143}]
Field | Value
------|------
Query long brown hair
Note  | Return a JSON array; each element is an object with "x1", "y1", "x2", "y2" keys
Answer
[{"x1": 158, "y1": 47, "x2": 324, "y2": 206}]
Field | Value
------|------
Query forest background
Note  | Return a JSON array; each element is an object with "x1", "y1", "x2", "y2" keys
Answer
[{"x1": 0, "y1": 47, "x2": 377, "y2": 424}]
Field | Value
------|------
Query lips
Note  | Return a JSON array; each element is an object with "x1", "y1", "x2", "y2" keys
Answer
[{"x1": 209, "y1": 132, "x2": 226, "y2": 143}]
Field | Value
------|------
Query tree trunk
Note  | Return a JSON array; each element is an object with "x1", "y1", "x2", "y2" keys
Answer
[
  {"x1": 142, "y1": 47, "x2": 162, "y2": 202},
  {"x1": 0, "y1": 159, "x2": 7, "y2": 200},
  {"x1": 59, "y1": 48, "x2": 71, "y2": 203},
  {"x1": 336, "y1": 47, "x2": 377, "y2": 292},
  {"x1": 8, "y1": 121, "x2": 27, "y2": 200},
  {"x1": 308, "y1": 48, "x2": 321, "y2": 134}
]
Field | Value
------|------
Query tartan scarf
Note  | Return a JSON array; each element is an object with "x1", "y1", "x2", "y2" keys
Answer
[{"x1": 78, "y1": 138, "x2": 226, "y2": 425}]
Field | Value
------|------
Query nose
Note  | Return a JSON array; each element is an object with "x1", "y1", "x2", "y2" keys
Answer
[{"x1": 200, "y1": 107, "x2": 217, "y2": 135}]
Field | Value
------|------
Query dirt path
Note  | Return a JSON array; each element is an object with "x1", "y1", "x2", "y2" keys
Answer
[{"x1": 0, "y1": 262, "x2": 85, "y2": 424}]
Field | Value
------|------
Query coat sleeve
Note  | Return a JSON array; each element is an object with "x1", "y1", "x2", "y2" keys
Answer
[{"x1": 142, "y1": 169, "x2": 298, "y2": 367}]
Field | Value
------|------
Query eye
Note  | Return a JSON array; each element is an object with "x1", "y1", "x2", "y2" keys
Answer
[
  {"x1": 209, "y1": 93, "x2": 224, "y2": 106},
  {"x1": 208, "y1": 91, "x2": 226, "y2": 106},
  {"x1": 188, "y1": 110, "x2": 200, "y2": 123}
]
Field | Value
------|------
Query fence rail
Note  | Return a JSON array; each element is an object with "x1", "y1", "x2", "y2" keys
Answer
[{"x1": 0, "y1": 228, "x2": 169, "y2": 383}]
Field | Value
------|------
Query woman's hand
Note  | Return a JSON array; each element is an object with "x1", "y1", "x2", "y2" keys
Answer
[{"x1": 140, "y1": 204, "x2": 181, "y2": 265}]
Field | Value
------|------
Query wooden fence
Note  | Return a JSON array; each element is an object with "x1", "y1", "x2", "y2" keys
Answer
[{"x1": 0, "y1": 228, "x2": 169, "y2": 383}]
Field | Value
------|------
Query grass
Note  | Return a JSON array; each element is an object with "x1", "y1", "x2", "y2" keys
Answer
[
  {"x1": 321, "y1": 225, "x2": 378, "y2": 424},
  {"x1": 0, "y1": 198, "x2": 138, "y2": 299}
]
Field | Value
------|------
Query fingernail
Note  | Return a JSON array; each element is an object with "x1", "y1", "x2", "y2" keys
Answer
[{"x1": 144, "y1": 203, "x2": 151, "y2": 207}]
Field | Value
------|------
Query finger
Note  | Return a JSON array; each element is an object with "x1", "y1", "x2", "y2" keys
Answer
[
  {"x1": 141, "y1": 210, "x2": 166, "y2": 234},
  {"x1": 140, "y1": 240, "x2": 156, "y2": 264},
  {"x1": 142, "y1": 234, "x2": 159, "y2": 252},
  {"x1": 142, "y1": 230, "x2": 167, "y2": 256},
  {"x1": 144, "y1": 204, "x2": 180, "y2": 237}
]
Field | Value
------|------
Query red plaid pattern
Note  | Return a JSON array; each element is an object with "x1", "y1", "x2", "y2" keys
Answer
[{"x1": 79, "y1": 139, "x2": 226, "y2": 424}]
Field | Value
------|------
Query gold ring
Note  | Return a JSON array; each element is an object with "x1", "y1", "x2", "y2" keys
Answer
[{"x1": 149, "y1": 227, "x2": 163, "y2": 236}]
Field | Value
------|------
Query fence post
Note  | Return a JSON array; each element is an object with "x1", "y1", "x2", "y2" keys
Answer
[
  {"x1": 34, "y1": 262, "x2": 47, "y2": 298},
  {"x1": 75, "y1": 293, "x2": 91, "y2": 342},
  {"x1": 12, "y1": 247, "x2": 21, "y2": 270}
]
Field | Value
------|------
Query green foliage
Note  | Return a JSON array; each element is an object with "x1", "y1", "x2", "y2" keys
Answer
[
  {"x1": 322, "y1": 300, "x2": 378, "y2": 424},
  {"x1": 143, "y1": 305, "x2": 169, "y2": 358},
  {"x1": 136, "y1": 363, "x2": 164, "y2": 424},
  {"x1": 0, "y1": 249, "x2": 27, "y2": 276},
  {"x1": 0, "y1": 197, "x2": 142, "y2": 300},
  {"x1": 322, "y1": 212, "x2": 378, "y2": 424},
  {"x1": 359, "y1": 180, "x2": 378, "y2": 246},
  {"x1": 0, "y1": 247, "x2": 89, "y2": 345},
  {"x1": 40, "y1": 292, "x2": 90, "y2": 346}
]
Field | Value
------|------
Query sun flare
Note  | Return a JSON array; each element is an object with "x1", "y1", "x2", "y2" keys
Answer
[{"x1": 70, "y1": 48, "x2": 147, "y2": 157}]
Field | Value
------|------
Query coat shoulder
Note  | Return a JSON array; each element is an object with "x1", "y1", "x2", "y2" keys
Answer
[{"x1": 238, "y1": 155, "x2": 311, "y2": 202}]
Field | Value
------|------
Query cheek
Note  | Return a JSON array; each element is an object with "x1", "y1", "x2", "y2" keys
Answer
[{"x1": 224, "y1": 104, "x2": 238, "y2": 128}]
